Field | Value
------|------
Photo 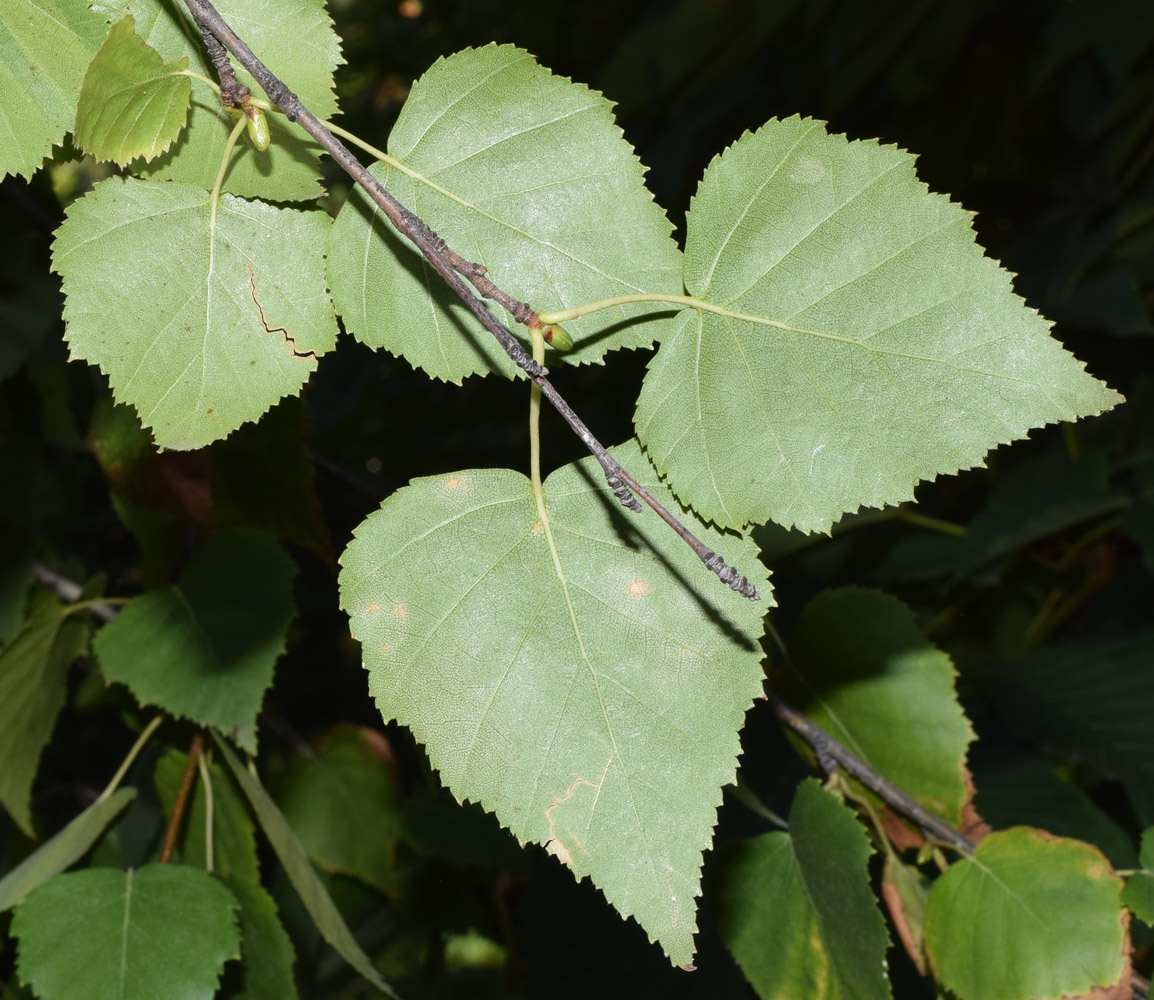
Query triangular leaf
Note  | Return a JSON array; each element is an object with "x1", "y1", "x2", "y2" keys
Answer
[
  {"x1": 12, "y1": 864, "x2": 240, "y2": 1000},
  {"x1": 0, "y1": 0, "x2": 106, "y2": 178},
  {"x1": 777, "y1": 587, "x2": 973, "y2": 826},
  {"x1": 635, "y1": 116, "x2": 1122, "y2": 532},
  {"x1": 53, "y1": 177, "x2": 337, "y2": 450},
  {"x1": 339, "y1": 439, "x2": 770, "y2": 966},
  {"x1": 212, "y1": 734, "x2": 398, "y2": 998},
  {"x1": 74, "y1": 14, "x2": 190, "y2": 165},
  {"x1": 0, "y1": 788, "x2": 135, "y2": 913},
  {"x1": 274, "y1": 725, "x2": 402, "y2": 893},
  {"x1": 709, "y1": 779, "x2": 891, "y2": 1000},
  {"x1": 92, "y1": 0, "x2": 342, "y2": 201},
  {"x1": 94, "y1": 528, "x2": 295, "y2": 752},
  {"x1": 328, "y1": 44, "x2": 682, "y2": 383},
  {"x1": 924, "y1": 827, "x2": 1126, "y2": 1000},
  {"x1": 0, "y1": 600, "x2": 90, "y2": 836}
]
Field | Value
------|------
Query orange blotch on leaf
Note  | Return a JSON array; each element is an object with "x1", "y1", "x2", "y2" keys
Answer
[{"x1": 627, "y1": 578, "x2": 649, "y2": 596}]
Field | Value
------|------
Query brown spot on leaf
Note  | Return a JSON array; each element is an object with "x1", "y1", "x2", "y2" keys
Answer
[
  {"x1": 246, "y1": 261, "x2": 315, "y2": 360},
  {"x1": 393, "y1": 604, "x2": 406, "y2": 620},
  {"x1": 545, "y1": 838, "x2": 573, "y2": 866},
  {"x1": 366, "y1": 603, "x2": 381, "y2": 613},
  {"x1": 445, "y1": 476, "x2": 462, "y2": 489},
  {"x1": 531, "y1": 520, "x2": 543, "y2": 534},
  {"x1": 958, "y1": 765, "x2": 992, "y2": 844},
  {"x1": 627, "y1": 578, "x2": 649, "y2": 596}
]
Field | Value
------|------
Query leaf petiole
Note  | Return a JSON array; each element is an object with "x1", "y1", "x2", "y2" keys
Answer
[
  {"x1": 96, "y1": 715, "x2": 164, "y2": 803},
  {"x1": 209, "y1": 112, "x2": 248, "y2": 230},
  {"x1": 537, "y1": 294, "x2": 837, "y2": 342},
  {"x1": 197, "y1": 750, "x2": 215, "y2": 873}
]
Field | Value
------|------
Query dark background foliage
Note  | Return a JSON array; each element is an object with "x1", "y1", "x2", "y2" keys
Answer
[{"x1": 2, "y1": 0, "x2": 1152, "y2": 996}]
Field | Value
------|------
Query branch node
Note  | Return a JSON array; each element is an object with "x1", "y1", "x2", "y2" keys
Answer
[
  {"x1": 703, "y1": 550, "x2": 759, "y2": 600},
  {"x1": 605, "y1": 474, "x2": 642, "y2": 512}
]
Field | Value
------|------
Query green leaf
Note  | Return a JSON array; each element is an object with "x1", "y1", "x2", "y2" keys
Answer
[
  {"x1": 12, "y1": 864, "x2": 240, "y2": 1000},
  {"x1": 924, "y1": 827, "x2": 1126, "y2": 1000},
  {"x1": 92, "y1": 0, "x2": 342, "y2": 201},
  {"x1": 0, "y1": 600, "x2": 90, "y2": 836},
  {"x1": 274, "y1": 725, "x2": 402, "y2": 893},
  {"x1": 327, "y1": 44, "x2": 682, "y2": 383},
  {"x1": 634, "y1": 116, "x2": 1122, "y2": 532},
  {"x1": 94, "y1": 529, "x2": 295, "y2": 752},
  {"x1": 709, "y1": 779, "x2": 891, "y2": 1000},
  {"x1": 53, "y1": 177, "x2": 337, "y2": 450},
  {"x1": 211, "y1": 396, "x2": 331, "y2": 557},
  {"x1": 1122, "y1": 827, "x2": 1154, "y2": 927},
  {"x1": 339, "y1": 439, "x2": 770, "y2": 967},
  {"x1": 0, "y1": 788, "x2": 135, "y2": 912},
  {"x1": 777, "y1": 588, "x2": 973, "y2": 826},
  {"x1": 882, "y1": 855, "x2": 930, "y2": 976},
  {"x1": 0, "y1": 0, "x2": 106, "y2": 178},
  {"x1": 74, "y1": 15, "x2": 190, "y2": 165},
  {"x1": 154, "y1": 750, "x2": 260, "y2": 883},
  {"x1": 991, "y1": 628, "x2": 1154, "y2": 826},
  {"x1": 229, "y1": 878, "x2": 298, "y2": 1000},
  {"x1": 212, "y1": 733, "x2": 398, "y2": 998}
]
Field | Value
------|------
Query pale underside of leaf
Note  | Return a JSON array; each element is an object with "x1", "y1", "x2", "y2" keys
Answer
[
  {"x1": 340, "y1": 442, "x2": 769, "y2": 966},
  {"x1": 327, "y1": 43, "x2": 682, "y2": 383},
  {"x1": 0, "y1": 0, "x2": 106, "y2": 178},
  {"x1": 635, "y1": 116, "x2": 1122, "y2": 533},
  {"x1": 53, "y1": 177, "x2": 337, "y2": 450}
]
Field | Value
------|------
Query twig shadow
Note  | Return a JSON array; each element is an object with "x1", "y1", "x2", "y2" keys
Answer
[
  {"x1": 348, "y1": 192, "x2": 508, "y2": 377},
  {"x1": 570, "y1": 460, "x2": 758, "y2": 653},
  {"x1": 563, "y1": 309, "x2": 680, "y2": 356}
]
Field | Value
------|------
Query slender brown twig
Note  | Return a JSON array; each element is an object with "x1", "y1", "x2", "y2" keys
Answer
[
  {"x1": 159, "y1": 732, "x2": 204, "y2": 864},
  {"x1": 766, "y1": 690, "x2": 976, "y2": 855},
  {"x1": 179, "y1": 0, "x2": 758, "y2": 602}
]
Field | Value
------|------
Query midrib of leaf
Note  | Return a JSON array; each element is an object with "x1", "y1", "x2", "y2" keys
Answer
[
  {"x1": 119, "y1": 869, "x2": 134, "y2": 999},
  {"x1": 964, "y1": 854, "x2": 1048, "y2": 932},
  {"x1": 524, "y1": 324, "x2": 651, "y2": 886},
  {"x1": 788, "y1": 836, "x2": 848, "y2": 986},
  {"x1": 534, "y1": 483, "x2": 646, "y2": 868}
]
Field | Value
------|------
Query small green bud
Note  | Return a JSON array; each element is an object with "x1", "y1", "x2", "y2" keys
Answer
[
  {"x1": 544, "y1": 323, "x2": 573, "y2": 351},
  {"x1": 245, "y1": 106, "x2": 272, "y2": 152}
]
